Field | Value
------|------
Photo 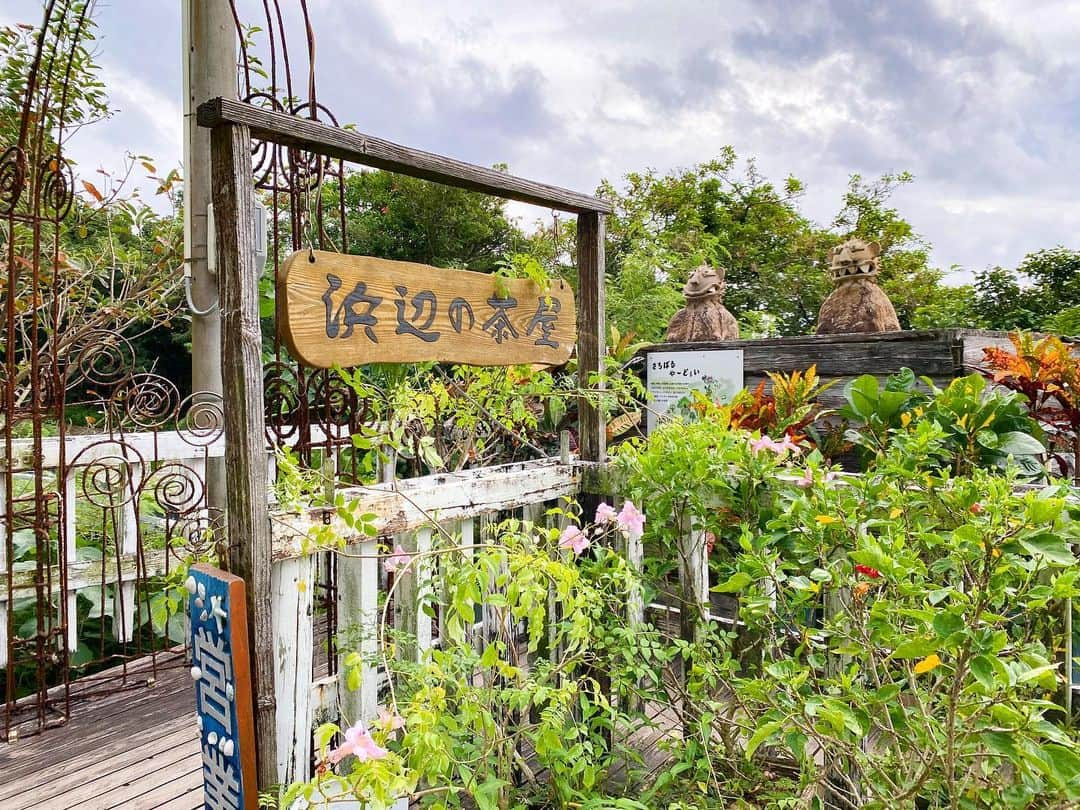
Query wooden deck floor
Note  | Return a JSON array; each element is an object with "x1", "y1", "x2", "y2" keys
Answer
[
  {"x1": 0, "y1": 650, "x2": 681, "y2": 810},
  {"x1": 0, "y1": 654, "x2": 202, "y2": 810}
]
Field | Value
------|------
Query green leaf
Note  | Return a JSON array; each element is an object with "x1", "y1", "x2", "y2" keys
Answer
[
  {"x1": 712, "y1": 572, "x2": 752, "y2": 593},
  {"x1": 891, "y1": 637, "x2": 938, "y2": 659},
  {"x1": 1019, "y1": 533, "x2": 1076, "y2": 566},
  {"x1": 844, "y1": 375, "x2": 879, "y2": 420},
  {"x1": 996, "y1": 431, "x2": 1046, "y2": 456},
  {"x1": 932, "y1": 611, "x2": 964, "y2": 639},
  {"x1": 745, "y1": 720, "x2": 782, "y2": 760},
  {"x1": 1016, "y1": 663, "x2": 1059, "y2": 684},
  {"x1": 480, "y1": 642, "x2": 500, "y2": 669},
  {"x1": 1040, "y1": 743, "x2": 1080, "y2": 788},
  {"x1": 970, "y1": 655, "x2": 996, "y2": 691}
]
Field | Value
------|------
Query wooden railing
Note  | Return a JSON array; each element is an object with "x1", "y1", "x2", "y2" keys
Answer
[{"x1": 265, "y1": 456, "x2": 594, "y2": 785}]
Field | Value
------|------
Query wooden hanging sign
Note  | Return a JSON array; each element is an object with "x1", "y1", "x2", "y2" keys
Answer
[{"x1": 278, "y1": 250, "x2": 577, "y2": 368}]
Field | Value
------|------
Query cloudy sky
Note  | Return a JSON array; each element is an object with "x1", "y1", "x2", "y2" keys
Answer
[{"x1": 4, "y1": 0, "x2": 1079, "y2": 282}]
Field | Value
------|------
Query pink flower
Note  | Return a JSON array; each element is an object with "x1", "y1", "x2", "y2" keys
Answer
[
  {"x1": 616, "y1": 501, "x2": 646, "y2": 540},
  {"x1": 750, "y1": 435, "x2": 781, "y2": 454},
  {"x1": 383, "y1": 545, "x2": 409, "y2": 574},
  {"x1": 777, "y1": 435, "x2": 803, "y2": 455},
  {"x1": 558, "y1": 525, "x2": 590, "y2": 555},
  {"x1": 377, "y1": 708, "x2": 406, "y2": 735},
  {"x1": 751, "y1": 434, "x2": 801, "y2": 456},
  {"x1": 795, "y1": 468, "x2": 836, "y2": 488},
  {"x1": 595, "y1": 502, "x2": 617, "y2": 524},
  {"x1": 327, "y1": 722, "x2": 388, "y2": 765}
]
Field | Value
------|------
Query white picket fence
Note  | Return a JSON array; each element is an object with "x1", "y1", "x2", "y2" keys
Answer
[{"x1": 265, "y1": 456, "x2": 621, "y2": 786}]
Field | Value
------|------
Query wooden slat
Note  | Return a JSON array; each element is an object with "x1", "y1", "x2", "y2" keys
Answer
[
  {"x1": 13, "y1": 724, "x2": 198, "y2": 808},
  {"x1": 272, "y1": 554, "x2": 315, "y2": 787},
  {"x1": 272, "y1": 458, "x2": 579, "y2": 559},
  {"x1": 337, "y1": 538, "x2": 380, "y2": 727},
  {"x1": 211, "y1": 119, "x2": 277, "y2": 790},
  {"x1": 95, "y1": 751, "x2": 204, "y2": 809},
  {"x1": 3, "y1": 430, "x2": 225, "y2": 472},
  {"x1": 196, "y1": 98, "x2": 612, "y2": 215},
  {"x1": 395, "y1": 527, "x2": 433, "y2": 663},
  {"x1": 576, "y1": 211, "x2": 607, "y2": 463}
]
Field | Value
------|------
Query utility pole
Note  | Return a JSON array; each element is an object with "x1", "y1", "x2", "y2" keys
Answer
[{"x1": 183, "y1": 0, "x2": 233, "y2": 517}]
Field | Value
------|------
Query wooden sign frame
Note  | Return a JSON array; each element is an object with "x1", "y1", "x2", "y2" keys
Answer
[
  {"x1": 201, "y1": 96, "x2": 608, "y2": 790},
  {"x1": 277, "y1": 250, "x2": 576, "y2": 368}
]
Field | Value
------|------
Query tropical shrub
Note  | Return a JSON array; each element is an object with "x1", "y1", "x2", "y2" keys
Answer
[{"x1": 982, "y1": 332, "x2": 1080, "y2": 482}]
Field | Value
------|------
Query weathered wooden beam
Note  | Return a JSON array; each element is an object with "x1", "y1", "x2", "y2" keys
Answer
[
  {"x1": 271, "y1": 458, "x2": 580, "y2": 558},
  {"x1": 577, "y1": 211, "x2": 607, "y2": 464},
  {"x1": 210, "y1": 120, "x2": 277, "y2": 790},
  {"x1": 197, "y1": 98, "x2": 612, "y2": 215}
]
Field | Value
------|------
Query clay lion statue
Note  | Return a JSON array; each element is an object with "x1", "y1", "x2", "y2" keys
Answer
[
  {"x1": 665, "y1": 263, "x2": 740, "y2": 343},
  {"x1": 815, "y1": 238, "x2": 901, "y2": 334}
]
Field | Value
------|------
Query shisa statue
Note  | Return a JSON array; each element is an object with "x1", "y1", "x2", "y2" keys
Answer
[
  {"x1": 815, "y1": 238, "x2": 901, "y2": 334},
  {"x1": 665, "y1": 263, "x2": 740, "y2": 342}
]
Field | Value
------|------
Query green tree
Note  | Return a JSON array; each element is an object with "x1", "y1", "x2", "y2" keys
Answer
[
  {"x1": 600, "y1": 157, "x2": 962, "y2": 341},
  {"x1": 322, "y1": 169, "x2": 526, "y2": 273}
]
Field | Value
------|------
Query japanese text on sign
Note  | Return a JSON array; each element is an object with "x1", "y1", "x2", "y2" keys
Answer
[
  {"x1": 187, "y1": 565, "x2": 257, "y2": 810},
  {"x1": 279, "y1": 251, "x2": 577, "y2": 368},
  {"x1": 645, "y1": 349, "x2": 743, "y2": 433}
]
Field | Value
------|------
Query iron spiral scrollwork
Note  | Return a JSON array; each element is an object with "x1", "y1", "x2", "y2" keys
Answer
[
  {"x1": 37, "y1": 154, "x2": 75, "y2": 223},
  {"x1": 70, "y1": 331, "x2": 137, "y2": 389},
  {"x1": 178, "y1": 392, "x2": 225, "y2": 447},
  {"x1": 69, "y1": 441, "x2": 147, "y2": 510},
  {"x1": 143, "y1": 463, "x2": 206, "y2": 520},
  {"x1": 0, "y1": 145, "x2": 27, "y2": 215},
  {"x1": 109, "y1": 373, "x2": 181, "y2": 430},
  {"x1": 264, "y1": 360, "x2": 303, "y2": 444}
]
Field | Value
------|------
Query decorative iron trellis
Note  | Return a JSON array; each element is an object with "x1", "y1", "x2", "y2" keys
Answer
[{"x1": 1, "y1": 1, "x2": 224, "y2": 738}]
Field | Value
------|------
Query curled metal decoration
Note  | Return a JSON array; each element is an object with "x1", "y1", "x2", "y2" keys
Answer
[
  {"x1": 285, "y1": 101, "x2": 342, "y2": 192},
  {"x1": 0, "y1": 145, "x2": 27, "y2": 215},
  {"x1": 109, "y1": 373, "x2": 181, "y2": 430},
  {"x1": 36, "y1": 154, "x2": 75, "y2": 223},
  {"x1": 143, "y1": 463, "x2": 205, "y2": 519},
  {"x1": 68, "y1": 442, "x2": 147, "y2": 510},
  {"x1": 264, "y1": 360, "x2": 302, "y2": 443},
  {"x1": 70, "y1": 331, "x2": 137, "y2": 388},
  {"x1": 309, "y1": 369, "x2": 360, "y2": 428},
  {"x1": 178, "y1": 392, "x2": 225, "y2": 447},
  {"x1": 174, "y1": 508, "x2": 226, "y2": 561},
  {"x1": 243, "y1": 91, "x2": 288, "y2": 191}
]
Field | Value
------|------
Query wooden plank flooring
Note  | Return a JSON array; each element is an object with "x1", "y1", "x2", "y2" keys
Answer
[
  {"x1": 0, "y1": 645, "x2": 682, "y2": 809},
  {"x1": 0, "y1": 654, "x2": 202, "y2": 809}
]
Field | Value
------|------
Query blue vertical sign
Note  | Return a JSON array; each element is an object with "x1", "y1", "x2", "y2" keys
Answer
[{"x1": 187, "y1": 564, "x2": 257, "y2": 810}]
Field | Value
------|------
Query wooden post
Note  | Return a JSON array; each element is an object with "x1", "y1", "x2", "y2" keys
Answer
[
  {"x1": 210, "y1": 120, "x2": 277, "y2": 790},
  {"x1": 337, "y1": 539, "x2": 380, "y2": 727},
  {"x1": 677, "y1": 515, "x2": 709, "y2": 737},
  {"x1": 272, "y1": 555, "x2": 314, "y2": 787},
  {"x1": 111, "y1": 463, "x2": 140, "y2": 644},
  {"x1": 576, "y1": 211, "x2": 606, "y2": 464},
  {"x1": 395, "y1": 527, "x2": 433, "y2": 663}
]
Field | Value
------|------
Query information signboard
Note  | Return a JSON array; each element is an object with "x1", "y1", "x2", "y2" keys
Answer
[{"x1": 645, "y1": 349, "x2": 744, "y2": 432}]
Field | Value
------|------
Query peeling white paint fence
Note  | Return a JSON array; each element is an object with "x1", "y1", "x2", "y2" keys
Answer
[{"x1": 263, "y1": 453, "x2": 724, "y2": 790}]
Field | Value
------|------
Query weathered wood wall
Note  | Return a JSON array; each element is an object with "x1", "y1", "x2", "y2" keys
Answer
[{"x1": 640, "y1": 329, "x2": 1018, "y2": 410}]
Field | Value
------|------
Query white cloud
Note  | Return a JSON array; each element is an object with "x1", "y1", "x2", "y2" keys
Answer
[{"x1": 5, "y1": 0, "x2": 1077, "y2": 280}]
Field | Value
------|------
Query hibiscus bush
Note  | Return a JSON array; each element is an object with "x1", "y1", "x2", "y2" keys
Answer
[{"x1": 617, "y1": 410, "x2": 1080, "y2": 808}]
